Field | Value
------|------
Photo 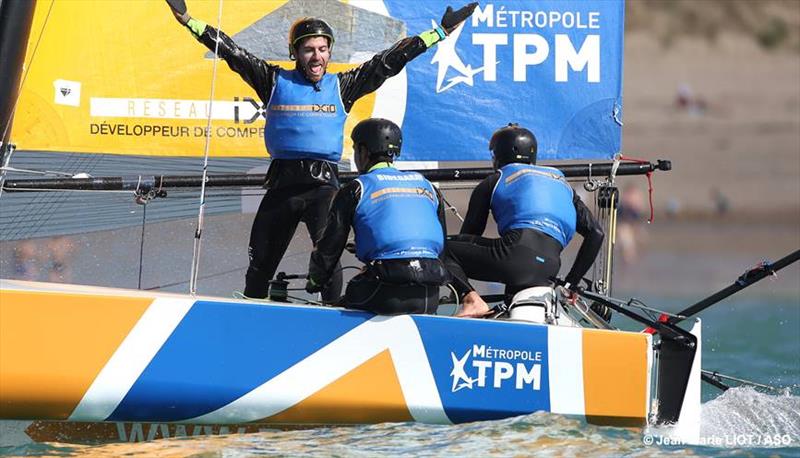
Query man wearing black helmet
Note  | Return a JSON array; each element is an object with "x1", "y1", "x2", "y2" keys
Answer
[
  {"x1": 305, "y1": 118, "x2": 449, "y2": 315},
  {"x1": 445, "y1": 123, "x2": 605, "y2": 317},
  {"x1": 166, "y1": 0, "x2": 477, "y2": 300}
]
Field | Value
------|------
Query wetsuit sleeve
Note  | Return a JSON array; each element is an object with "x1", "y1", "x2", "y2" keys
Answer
[
  {"x1": 434, "y1": 186, "x2": 448, "y2": 248},
  {"x1": 337, "y1": 36, "x2": 430, "y2": 112},
  {"x1": 308, "y1": 181, "x2": 360, "y2": 287},
  {"x1": 187, "y1": 21, "x2": 279, "y2": 104},
  {"x1": 564, "y1": 191, "x2": 605, "y2": 288},
  {"x1": 459, "y1": 173, "x2": 499, "y2": 235}
]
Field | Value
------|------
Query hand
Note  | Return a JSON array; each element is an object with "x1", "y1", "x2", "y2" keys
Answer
[
  {"x1": 166, "y1": 0, "x2": 191, "y2": 25},
  {"x1": 440, "y1": 2, "x2": 479, "y2": 34},
  {"x1": 305, "y1": 277, "x2": 323, "y2": 294},
  {"x1": 455, "y1": 291, "x2": 492, "y2": 318},
  {"x1": 557, "y1": 285, "x2": 578, "y2": 305}
]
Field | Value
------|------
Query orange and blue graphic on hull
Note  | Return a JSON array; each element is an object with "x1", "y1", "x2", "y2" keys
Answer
[{"x1": 0, "y1": 282, "x2": 650, "y2": 426}]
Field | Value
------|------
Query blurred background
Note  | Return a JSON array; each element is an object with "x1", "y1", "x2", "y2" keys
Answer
[{"x1": 611, "y1": 0, "x2": 799, "y2": 297}]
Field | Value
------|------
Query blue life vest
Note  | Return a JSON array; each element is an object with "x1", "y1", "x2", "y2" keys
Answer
[
  {"x1": 491, "y1": 163, "x2": 577, "y2": 247},
  {"x1": 354, "y1": 166, "x2": 443, "y2": 262},
  {"x1": 265, "y1": 70, "x2": 346, "y2": 161}
]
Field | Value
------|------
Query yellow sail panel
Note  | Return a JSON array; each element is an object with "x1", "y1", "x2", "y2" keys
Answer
[{"x1": 10, "y1": 0, "x2": 376, "y2": 158}]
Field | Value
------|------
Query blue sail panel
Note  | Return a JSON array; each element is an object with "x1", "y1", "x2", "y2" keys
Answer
[{"x1": 385, "y1": 0, "x2": 624, "y2": 161}]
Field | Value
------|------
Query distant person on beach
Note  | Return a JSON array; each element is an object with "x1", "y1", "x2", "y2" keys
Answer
[
  {"x1": 166, "y1": 0, "x2": 478, "y2": 300},
  {"x1": 12, "y1": 240, "x2": 37, "y2": 280},
  {"x1": 710, "y1": 187, "x2": 731, "y2": 215},
  {"x1": 443, "y1": 124, "x2": 605, "y2": 317},
  {"x1": 617, "y1": 184, "x2": 646, "y2": 265},
  {"x1": 675, "y1": 83, "x2": 707, "y2": 116},
  {"x1": 12, "y1": 236, "x2": 74, "y2": 283},
  {"x1": 306, "y1": 119, "x2": 448, "y2": 315}
]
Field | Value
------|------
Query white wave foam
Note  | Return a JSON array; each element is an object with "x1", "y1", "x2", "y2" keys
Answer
[{"x1": 699, "y1": 386, "x2": 800, "y2": 448}]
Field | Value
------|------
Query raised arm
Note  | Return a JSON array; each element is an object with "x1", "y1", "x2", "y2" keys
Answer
[
  {"x1": 338, "y1": 2, "x2": 478, "y2": 111},
  {"x1": 165, "y1": 0, "x2": 279, "y2": 104}
]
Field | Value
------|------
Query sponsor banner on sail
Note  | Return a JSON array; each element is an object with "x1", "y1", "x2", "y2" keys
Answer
[
  {"x1": 386, "y1": 0, "x2": 624, "y2": 160},
  {"x1": 12, "y1": 0, "x2": 621, "y2": 160}
]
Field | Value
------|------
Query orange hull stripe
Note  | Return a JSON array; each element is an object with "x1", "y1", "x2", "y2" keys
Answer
[
  {"x1": 582, "y1": 329, "x2": 648, "y2": 422},
  {"x1": 263, "y1": 349, "x2": 413, "y2": 424},
  {"x1": 0, "y1": 290, "x2": 151, "y2": 419}
]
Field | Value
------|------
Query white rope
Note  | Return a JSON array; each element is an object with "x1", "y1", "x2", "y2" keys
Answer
[
  {"x1": 0, "y1": 166, "x2": 76, "y2": 177},
  {"x1": 609, "y1": 153, "x2": 621, "y2": 185},
  {"x1": 189, "y1": 0, "x2": 225, "y2": 296},
  {"x1": 0, "y1": 187, "x2": 132, "y2": 194}
]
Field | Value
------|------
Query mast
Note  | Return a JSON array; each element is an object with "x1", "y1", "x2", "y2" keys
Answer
[{"x1": 0, "y1": 0, "x2": 36, "y2": 163}]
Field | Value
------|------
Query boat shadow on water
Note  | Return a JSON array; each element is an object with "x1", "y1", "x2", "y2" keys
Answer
[{"x1": 1, "y1": 394, "x2": 798, "y2": 457}]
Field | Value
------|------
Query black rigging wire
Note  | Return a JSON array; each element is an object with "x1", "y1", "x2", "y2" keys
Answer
[
  {"x1": 4, "y1": 153, "x2": 112, "y2": 239},
  {"x1": 137, "y1": 200, "x2": 147, "y2": 290},
  {"x1": 144, "y1": 264, "x2": 247, "y2": 291}
]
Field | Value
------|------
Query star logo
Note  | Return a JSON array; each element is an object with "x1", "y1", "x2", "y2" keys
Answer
[
  {"x1": 430, "y1": 21, "x2": 488, "y2": 93},
  {"x1": 450, "y1": 349, "x2": 475, "y2": 392}
]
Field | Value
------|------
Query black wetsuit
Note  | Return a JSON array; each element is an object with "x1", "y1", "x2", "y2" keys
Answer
[
  {"x1": 445, "y1": 171, "x2": 604, "y2": 302},
  {"x1": 308, "y1": 174, "x2": 449, "y2": 315},
  {"x1": 191, "y1": 25, "x2": 434, "y2": 299}
]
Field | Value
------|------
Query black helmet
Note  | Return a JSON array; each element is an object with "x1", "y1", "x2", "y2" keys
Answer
[
  {"x1": 351, "y1": 118, "x2": 402, "y2": 158},
  {"x1": 289, "y1": 17, "x2": 335, "y2": 60},
  {"x1": 489, "y1": 123, "x2": 537, "y2": 166}
]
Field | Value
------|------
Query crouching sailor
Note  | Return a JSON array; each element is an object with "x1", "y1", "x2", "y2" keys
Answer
[
  {"x1": 444, "y1": 123, "x2": 605, "y2": 317},
  {"x1": 306, "y1": 119, "x2": 449, "y2": 315}
]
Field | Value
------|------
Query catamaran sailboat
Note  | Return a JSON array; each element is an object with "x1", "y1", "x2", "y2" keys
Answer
[{"x1": 3, "y1": 0, "x2": 793, "y2": 447}]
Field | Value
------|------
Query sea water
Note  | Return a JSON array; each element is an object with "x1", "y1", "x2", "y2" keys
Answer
[{"x1": 1, "y1": 295, "x2": 797, "y2": 457}]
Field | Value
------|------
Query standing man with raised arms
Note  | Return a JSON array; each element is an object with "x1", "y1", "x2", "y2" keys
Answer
[{"x1": 165, "y1": 0, "x2": 478, "y2": 300}]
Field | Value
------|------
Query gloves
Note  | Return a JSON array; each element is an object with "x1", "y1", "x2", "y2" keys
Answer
[
  {"x1": 305, "y1": 277, "x2": 324, "y2": 294},
  {"x1": 440, "y1": 2, "x2": 479, "y2": 35},
  {"x1": 166, "y1": 0, "x2": 191, "y2": 25}
]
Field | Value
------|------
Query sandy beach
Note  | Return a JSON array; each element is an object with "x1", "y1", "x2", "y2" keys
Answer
[
  {"x1": 623, "y1": 31, "x2": 799, "y2": 218},
  {"x1": 611, "y1": 27, "x2": 800, "y2": 297}
]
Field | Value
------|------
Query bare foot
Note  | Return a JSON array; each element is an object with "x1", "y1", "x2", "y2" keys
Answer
[{"x1": 455, "y1": 291, "x2": 491, "y2": 318}]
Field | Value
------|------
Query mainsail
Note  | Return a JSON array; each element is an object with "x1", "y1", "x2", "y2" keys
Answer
[{"x1": 1, "y1": 0, "x2": 633, "y2": 289}]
